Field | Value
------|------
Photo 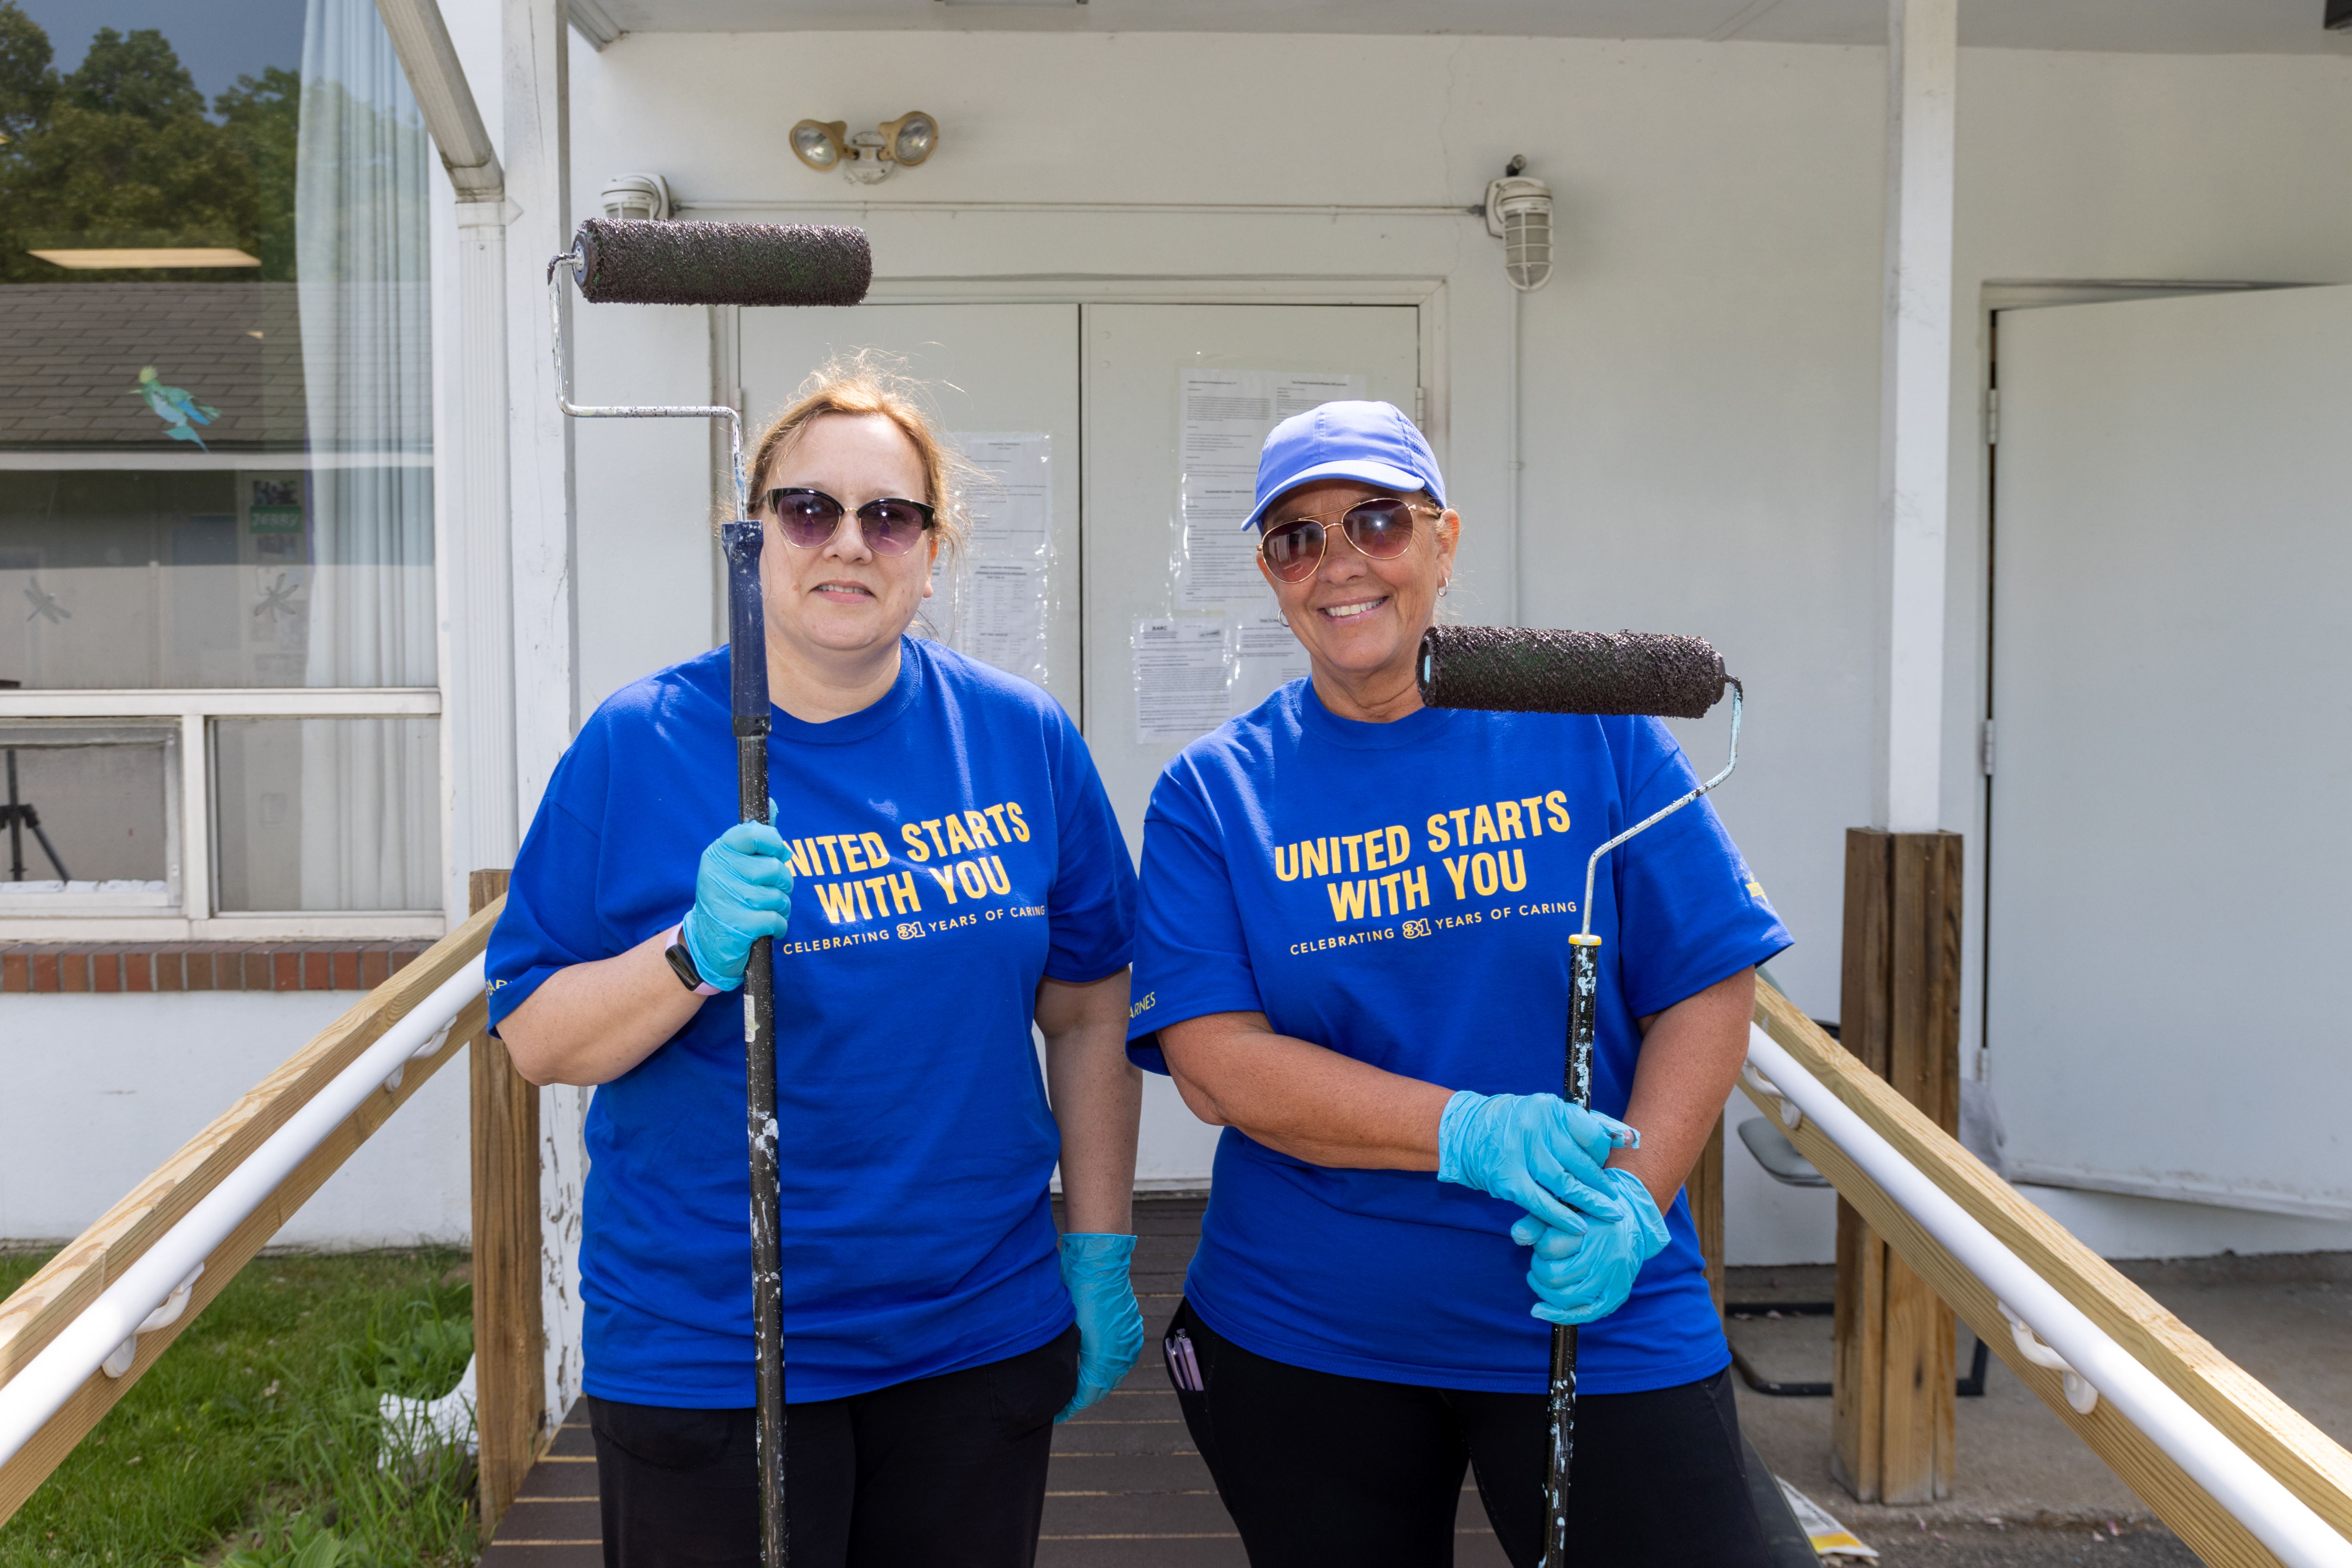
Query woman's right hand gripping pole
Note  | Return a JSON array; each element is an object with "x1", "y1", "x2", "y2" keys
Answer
[
  {"x1": 1435, "y1": 1090, "x2": 1637, "y2": 1234},
  {"x1": 679, "y1": 808, "x2": 795, "y2": 992}
]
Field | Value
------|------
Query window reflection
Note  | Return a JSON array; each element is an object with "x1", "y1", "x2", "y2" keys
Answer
[
  {"x1": 1, "y1": 0, "x2": 440, "y2": 919},
  {"x1": 0, "y1": 0, "x2": 435, "y2": 693}
]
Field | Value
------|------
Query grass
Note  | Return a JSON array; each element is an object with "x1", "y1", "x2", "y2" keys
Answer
[{"x1": 0, "y1": 1249, "x2": 482, "y2": 1568}]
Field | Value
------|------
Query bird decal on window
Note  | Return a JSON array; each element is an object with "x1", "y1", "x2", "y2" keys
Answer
[
  {"x1": 133, "y1": 366, "x2": 222, "y2": 450},
  {"x1": 22, "y1": 578, "x2": 70, "y2": 624}
]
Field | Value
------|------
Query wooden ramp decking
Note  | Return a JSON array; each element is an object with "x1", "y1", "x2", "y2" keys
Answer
[{"x1": 481, "y1": 1196, "x2": 1806, "y2": 1567}]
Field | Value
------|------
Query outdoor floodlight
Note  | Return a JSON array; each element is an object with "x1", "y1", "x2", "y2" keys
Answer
[
  {"x1": 879, "y1": 111, "x2": 939, "y2": 167},
  {"x1": 791, "y1": 120, "x2": 848, "y2": 172},
  {"x1": 791, "y1": 113, "x2": 942, "y2": 182}
]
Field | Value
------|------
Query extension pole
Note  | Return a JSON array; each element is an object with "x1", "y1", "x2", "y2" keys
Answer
[
  {"x1": 1540, "y1": 682, "x2": 1741, "y2": 1568},
  {"x1": 722, "y1": 520, "x2": 787, "y2": 1568},
  {"x1": 1541, "y1": 933, "x2": 1600, "y2": 1568}
]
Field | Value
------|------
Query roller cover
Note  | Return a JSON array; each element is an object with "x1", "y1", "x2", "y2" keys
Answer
[
  {"x1": 571, "y1": 217, "x2": 871, "y2": 307},
  {"x1": 1417, "y1": 625, "x2": 1726, "y2": 718}
]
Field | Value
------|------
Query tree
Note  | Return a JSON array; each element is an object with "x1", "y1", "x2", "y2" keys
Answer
[
  {"x1": 0, "y1": 0, "x2": 57, "y2": 146},
  {"x1": 216, "y1": 67, "x2": 301, "y2": 280},
  {"x1": 0, "y1": 15, "x2": 291, "y2": 283},
  {"x1": 63, "y1": 26, "x2": 204, "y2": 126}
]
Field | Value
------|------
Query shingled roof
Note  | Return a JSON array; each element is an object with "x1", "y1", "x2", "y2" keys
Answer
[{"x1": 0, "y1": 284, "x2": 309, "y2": 451}]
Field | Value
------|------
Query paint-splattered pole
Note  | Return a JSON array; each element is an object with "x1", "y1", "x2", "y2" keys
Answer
[{"x1": 724, "y1": 521, "x2": 789, "y2": 1567}]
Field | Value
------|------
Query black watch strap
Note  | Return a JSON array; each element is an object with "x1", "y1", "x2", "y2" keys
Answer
[{"x1": 665, "y1": 932, "x2": 709, "y2": 992}]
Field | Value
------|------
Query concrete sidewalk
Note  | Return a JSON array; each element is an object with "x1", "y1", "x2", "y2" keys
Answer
[{"x1": 1727, "y1": 1253, "x2": 2351, "y2": 1562}]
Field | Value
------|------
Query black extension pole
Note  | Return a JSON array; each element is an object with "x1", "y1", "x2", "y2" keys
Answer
[
  {"x1": 722, "y1": 520, "x2": 787, "y2": 1568},
  {"x1": 1541, "y1": 933, "x2": 1602, "y2": 1568},
  {"x1": 1416, "y1": 625, "x2": 1742, "y2": 1568}
]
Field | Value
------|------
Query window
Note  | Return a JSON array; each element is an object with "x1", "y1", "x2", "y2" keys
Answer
[{"x1": 0, "y1": 0, "x2": 441, "y2": 936}]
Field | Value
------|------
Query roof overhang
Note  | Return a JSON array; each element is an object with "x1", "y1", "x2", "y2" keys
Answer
[{"x1": 564, "y1": 0, "x2": 2352, "y2": 56}]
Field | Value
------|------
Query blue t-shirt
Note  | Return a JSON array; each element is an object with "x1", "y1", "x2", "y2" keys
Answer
[
  {"x1": 488, "y1": 638, "x2": 1136, "y2": 1406},
  {"x1": 1126, "y1": 681, "x2": 1789, "y2": 1396}
]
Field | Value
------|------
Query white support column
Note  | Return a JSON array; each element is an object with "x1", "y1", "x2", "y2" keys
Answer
[
  {"x1": 448, "y1": 201, "x2": 519, "y2": 881},
  {"x1": 1874, "y1": 0, "x2": 1958, "y2": 833},
  {"x1": 503, "y1": 0, "x2": 576, "y2": 834},
  {"x1": 502, "y1": 0, "x2": 586, "y2": 1435}
]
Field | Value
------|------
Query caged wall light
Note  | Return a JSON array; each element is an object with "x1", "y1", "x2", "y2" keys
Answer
[
  {"x1": 1484, "y1": 156, "x2": 1554, "y2": 292},
  {"x1": 600, "y1": 172, "x2": 673, "y2": 221},
  {"x1": 791, "y1": 113, "x2": 941, "y2": 184}
]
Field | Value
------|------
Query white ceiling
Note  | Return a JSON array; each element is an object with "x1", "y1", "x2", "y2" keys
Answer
[{"x1": 579, "y1": 0, "x2": 2352, "y2": 55}]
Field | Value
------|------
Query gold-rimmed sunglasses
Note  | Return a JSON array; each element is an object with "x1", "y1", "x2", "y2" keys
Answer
[{"x1": 1256, "y1": 496, "x2": 1442, "y2": 583}]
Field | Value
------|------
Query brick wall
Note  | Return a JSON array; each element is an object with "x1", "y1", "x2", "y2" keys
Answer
[{"x1": 0, "y1": 943, "x2": 431, "y2": 994}]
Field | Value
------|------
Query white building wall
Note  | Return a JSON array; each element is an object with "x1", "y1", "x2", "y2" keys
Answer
[
  {"x1": 20, "y1": 32, "x2": 2350, "y2": 1262},
  {"x1": 555, "y1": 30, "x2": 2352, "y2": 1264},
  {"x1": 0, "y1": 992, "x2": 472, "y2": 1249}
]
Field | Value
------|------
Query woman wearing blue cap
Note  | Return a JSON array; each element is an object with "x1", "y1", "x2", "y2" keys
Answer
[
  {"x1": 489, "y1": 359, "x2": 1145, "y2": 1567},
  {"x1": 1128, "y1": 400, "x2": 1791, "y2": 1566}
]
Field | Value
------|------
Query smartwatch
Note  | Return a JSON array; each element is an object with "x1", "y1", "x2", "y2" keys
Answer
[{"x1": 663, "y1": 924, "x2": 720, "y2": 996}]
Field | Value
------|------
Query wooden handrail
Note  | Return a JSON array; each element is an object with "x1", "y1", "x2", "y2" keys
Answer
[
  {"x1": 1750, "y1": 979, "x2": 2352, "y2": 1565},
  {"x1": 0, "y1": 899, "x2": 502, "y2": 1525}
]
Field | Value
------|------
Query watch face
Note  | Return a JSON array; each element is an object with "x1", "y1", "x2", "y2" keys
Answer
[{"x1": 665, "y1": 940, "x2": 704, "y2": 991}]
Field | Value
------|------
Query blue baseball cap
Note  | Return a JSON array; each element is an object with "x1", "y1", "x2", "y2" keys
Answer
[{"x1": 1241, "y1": 400, "x2": 1446, "y2": 531}]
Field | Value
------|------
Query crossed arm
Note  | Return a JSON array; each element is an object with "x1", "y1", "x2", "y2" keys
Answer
[{"x1": 1156, "y1": 966, "x2": 1756, "y2": 1208}]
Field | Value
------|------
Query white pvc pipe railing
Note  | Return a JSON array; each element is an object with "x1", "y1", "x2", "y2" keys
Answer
[
  {"x1": 1745, "y1": 1023, "x2": 2352, "y2": 1568},
  {"x1": 0, "y1": 956, "x2": 487, "y2": 1471}
]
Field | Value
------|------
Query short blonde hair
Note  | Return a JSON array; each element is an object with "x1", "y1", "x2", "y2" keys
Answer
[{"x1": 745, "y1": 350, "x2": 970, "y2": 577}]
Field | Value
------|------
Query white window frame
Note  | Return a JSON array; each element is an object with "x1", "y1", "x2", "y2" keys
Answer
[
  {"x1": 0, "y1": 687, "x2": 443, "y2": 942},
  {"x1": 0, "y1": 719, "x2": 183, "y2": 916}
]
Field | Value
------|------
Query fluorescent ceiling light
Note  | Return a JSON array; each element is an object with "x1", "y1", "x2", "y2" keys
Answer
[{"x1": 29, "y1": 248, "x2": 262, "y2": 270}]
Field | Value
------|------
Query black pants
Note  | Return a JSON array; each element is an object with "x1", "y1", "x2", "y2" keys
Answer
[
  {"x1": 587, "y1": 1327, "x2": 1078, "y2": 1568},
  {"x1": 1164, "y1": 1300, "x2": 1770, "y2": 1568}
]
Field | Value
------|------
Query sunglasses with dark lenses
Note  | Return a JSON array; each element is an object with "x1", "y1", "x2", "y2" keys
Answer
[
  {"x1": 762, "y1": 487, "x2": 937, "y2": 556},
  {"x1": 1257, "y1": 496, "x2": 1438, "y2": 583}
]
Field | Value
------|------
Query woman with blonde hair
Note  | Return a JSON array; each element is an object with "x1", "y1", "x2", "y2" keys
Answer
[{"x1": 490, "y1": 359, "x2": 1144, "y2": 1568}]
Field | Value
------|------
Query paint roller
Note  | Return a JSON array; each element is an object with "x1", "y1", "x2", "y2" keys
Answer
[
  {"x1": 1418, "y1": 623, "x2": 1743, "y2": 1568},
  {"x1": 548, "y1": 216, "x2": 873, "y2": 1568}
]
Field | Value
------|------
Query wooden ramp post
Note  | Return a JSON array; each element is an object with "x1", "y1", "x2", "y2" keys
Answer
[
  {"x1": 1689, "y1": 1114, "x2": 1727, "y2": 1321},
  {"x1": 1834, "y1": 829, "x2": 1963, "y2": 1505},
  {"x1": 468, "y1": 870, "x2": 544, "y2": 1537}
]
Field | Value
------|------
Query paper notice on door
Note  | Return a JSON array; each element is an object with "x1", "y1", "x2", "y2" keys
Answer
[
  {"x1": 1133, "y1": 616, "x2": 1229, "y2": 744},
  {"x1": 953, "y1": 432, "x2": 1052, "y2": 559},
  {"x1": 963, "y1": 561, "x2": 1048, "y2": 684},
  {"x1": 936, "y1": 432, "x2": 1052, "y2": 685},
  {"x1": 1230, "y1": 609, "x2": 1309, "y2": 715},
  {"x1": 1177, "y1": 370, "x2": 1365, "y2": 610}
]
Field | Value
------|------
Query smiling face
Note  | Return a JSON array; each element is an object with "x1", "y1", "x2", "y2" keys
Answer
[
  {"x1": 754, "y1": 411, "x2": 937, "y2": 666},
  {"x1": 1258, "y1": 478, "x2": 1459, "y2": 710}
]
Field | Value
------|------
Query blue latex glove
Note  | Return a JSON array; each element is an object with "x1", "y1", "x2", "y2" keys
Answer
[
  {"x1": 1510, "y1": 1165, "x2": 1672, "y2": 1326},
  {"x1": 1436, "y1": 1089, "x2": 1641, "y2": 1233},
  {"x1": 678, "y1": 806, "x2": 793, "y2": 992},
  {"x1": 1056, "y1": 1233, "x2": 1144, "y2": 1422}
]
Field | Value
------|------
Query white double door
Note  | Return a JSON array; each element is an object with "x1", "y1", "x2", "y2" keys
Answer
[{"x1": 741, "y1": 301, "x2": 1421, "y2": 1183}]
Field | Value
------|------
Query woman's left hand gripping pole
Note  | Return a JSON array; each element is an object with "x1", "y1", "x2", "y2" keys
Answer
[{"x1": 723, "y1": 520, "x2": 789, "y2": 1568}]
